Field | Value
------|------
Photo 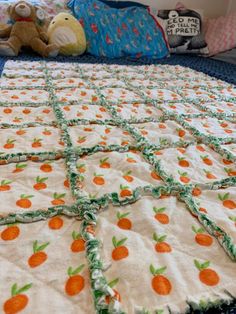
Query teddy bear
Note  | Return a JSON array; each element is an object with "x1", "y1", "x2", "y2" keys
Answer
[{"x1": 0, "y1": 1, "x2": 58, "y2": 57}]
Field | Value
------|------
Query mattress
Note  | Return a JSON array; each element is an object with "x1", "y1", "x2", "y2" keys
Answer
[{"x1": 0, "y1": 60, "x2": 235, "y2": 314}]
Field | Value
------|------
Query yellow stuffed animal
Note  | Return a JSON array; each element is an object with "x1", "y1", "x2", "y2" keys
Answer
[{"x1": 47, "y1": 13, "x2": 86, "y2": 56}]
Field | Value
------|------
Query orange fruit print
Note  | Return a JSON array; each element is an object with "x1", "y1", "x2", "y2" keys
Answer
[
  {"x1": 3, "y1": 283, "x2": 32, "y2": 314},
  {"x1": 40, "y1": 162, "x2": 53, "y2": 173},
  {"x1": 153, "y1": 207, "x2": 169, "y2": 224},
  {"x1": 4, "y1": 139, "x2": 16, "y2": 149},
  {"x1": 1, "y1": 225, "x2": 20, "y2": 241},
  {"x1": 99, "y1": 157, "x2": 110, "y2": 168},
  {"x1": 93, "y1": 173, "x2": 105, "y2": 185},
  {"x1": 33, "y1": 176, "x2": 48, "y2": 190},
  {"x1": 120, "y1": 185, "x2": 132, "y2": 198},
  {"x1": 70, "y1": 231, "x2": 85, "y2": 252},
  {"x1": 178, "y1": 157, "x2": 190, "y2": 167},
  {"x1": 192, "y1": 226, "x2": 213, "y2": 246},
  {"x1": 16, "y1": 194, "x2": 34, "y2": 209},
  {"x1": 218, "y1": 193, "x2": 236, "y2": 209},
  {"x1": 12, "y1": 163, "x2": 27, "y2": 173},
  {"x1": 112, "y1": 236, "x2": 129, "y2": 261},
  {"x1": 116, "y1": 212, "x2": 132, "y2": 230},
  {"x1": 150, "y1": 265, "x2": 172, "y2": 295},
  {"x1": 224, "y1": 168, "x2": 236, "y2": 177},
  {"x1": 122, "y1": 170, "x2": 134, "y2": 182},
  {"x1": 192, "y1": 187, "x2": 202, "y2": 197},
  {"x1": 178, "y1": 171, "x2": 190, "y2": 183},
  {"x1": 0, "y1": 180, "x2": 12, "y2": 192},
  {"x1": 65, "y1": 265, "x2": 85, "y2": 296},
  {"x1": 194, "y1": 260, "x2": 220, "y2": 286},
  {"x1": 153, "y1": 233, "x2": 172, "y2": 253},
  {"x1": 48, "y1": 216, "x2": 64, "y2": 230},
  {"x1": 201, "y1": 155, "x2": 213, "y2": 166},
  {"x1": 51, "y1": 193, "x2": 66, "y2": 206},
  {"x1": 28, "y1": 240, "x2": 49, "y2": 268}
]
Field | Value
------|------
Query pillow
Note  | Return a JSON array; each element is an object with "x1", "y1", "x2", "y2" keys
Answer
[
  {"x1": 67, "y1": 0, "x2": 169, "y2": 59},
  {"x1": 43, "y1": 0, "x2": 70, "y2": 16},
  {"x1": 157, "y1": 4, "x2": 209, "y2": 55},
  {"x1": 205, "y1": 12, "x2": 236, "y2": 56},
  {"x1": 98, "y1": 0, "x2": 147, "y2": 9}
]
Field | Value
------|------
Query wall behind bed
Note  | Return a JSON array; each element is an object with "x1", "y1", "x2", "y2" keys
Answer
[{"x1": 113, "y1": 0, "x2": 230, "y2": 17}]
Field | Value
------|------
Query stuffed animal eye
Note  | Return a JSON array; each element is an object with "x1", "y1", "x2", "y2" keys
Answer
[{"x1": 65, "y1": 18, "x2": 69, "y2": 20}]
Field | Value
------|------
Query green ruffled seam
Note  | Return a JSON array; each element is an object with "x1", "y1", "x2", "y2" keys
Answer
[
  {"x1": 67, "y1": 118, "x2": 116, "y2": 126},
  {"x1": 0, "y1": 121, "x2": 56, "y2": 129},
  {"x1": 44, "y1": 63, "x2": 82, "y2": 202},
  {"x1": 178, "y1": 190, "x2": 236, "y2": 260},
  {"x1": 0, "y1": 85, "x2": 47, "y2": 91},
  {"x1": 0, "y1": 101, "x2": 48, "y2": 107},
  {"x1": 174, "y1": 115, "x2": 235, "y2": 145},
  {"x1": 44, "y1": 65, "x2": 73, "y2": 148},
  {"x1": 0, "y1": 150, "x2": 64, "y2": 164},
  {"x1": 209, "y1": 142, "x2": 236, "y2": 162},
  {"x1": 80, "y1": 211, "x2": 126, "y2": 314},
  {"x1": 0, "y1": 204, "x2": 82, "y2": 225}
]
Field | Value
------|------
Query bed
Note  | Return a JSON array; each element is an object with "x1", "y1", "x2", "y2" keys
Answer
[{"x1": 0, "y1": 53, "x2": 235, "y2": 314}]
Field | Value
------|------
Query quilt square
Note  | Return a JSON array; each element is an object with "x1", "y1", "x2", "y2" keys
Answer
[
  {"x1": 178, "y1": 88, "x2": 218, "y2": 101},
  {"x1": 200, "y1": 101, "x2": 236, "y2": 115},
  {"x1": 130, "y1": 79, "x2": 163, "y2": 88},
  {"x1": 96, "y1": 196, "x2": 236, "y2": 313},
  {"x1": 162, "y1": 79, "x2": 228, "y2": 89},
  {"x1": 69, "y1": 125, "x2": 135, "y2": 148},
  {"x1": 183, "y1": 117, "x2": 236, "y2": 139},
  {"x1": 91, "y1": 78, "x2": 126, "y2": 88},
  {"x1": 76, "y1": 151, "x2": 164, "y2": 198},
  {"x1": 192, "y1": 187, "x2": 236, "y2": 245},
  {"x1": 114, "y1": 102, "x2": 163, "y2": 121},
  {"x1": 0, "y1": 90, "x2": 49, "y2": 105},
  {"x1": 4, "y1": 61, "x2": 43, "y2": 70},
  {"x1": 0, "y1": 106, "x2": 56, "y2": 125},
  {"x1": 153, "y1": 145, "x2": 235, "y2": 185},
  {"x1": 82, "y1": 70, "x2": 112, "y2": 80},
  {"x1": 0, "y1": 77, "x2": 46, "y2": 89},
  {"x1": 142, "y1": 89, "x2": 182, "y2": 102},
  {"x1": 2, "y1": 68, "x2": 45, "y2": 78},
  {"x1": 0, "y1": 126, "x2": 62, "y2": 155},
  {"x1": 56, "y1": 88, "x2": 100, "y2": 104},
  {"x1": 134, "y1": 121, "x2": 194, "y2": 145},
  {"x1": 158, "y1": 102, "x2": 204, "y2": 115},
  {"x1": 62, "y1": 104, "x2": 112, "y2": 121},
  {"x1": 53, "y1": 78, "x2": 90, "y2": 89},
  {"x1": 0, "y1": 217, "x2": 94, "y2": 314},
  {"x1": 101, "y1": 88, "x2": 142, "y2": 103},
  {"x1": 213, "y1": 87, "x2": 236, "y2": 100},
  {"x1": 50, "y1": 69, "x2": 82, "y2": 79},
  {"x1": 0, "y1": 159, "x2": 73, "y2": 217}
]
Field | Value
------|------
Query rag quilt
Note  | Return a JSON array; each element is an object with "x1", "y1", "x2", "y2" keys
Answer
[{"x1": 0, "y1": 60, "x2": 235, "y2": 314}]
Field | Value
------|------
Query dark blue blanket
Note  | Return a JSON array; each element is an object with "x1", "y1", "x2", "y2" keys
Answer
[{"x1": 0, "y1": 53, "x2": 236, "y2": 85}]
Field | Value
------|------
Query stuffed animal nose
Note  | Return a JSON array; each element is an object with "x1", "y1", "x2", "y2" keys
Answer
[{"x1": 19, "y1": 4, "x2": 25, "y2": 9}]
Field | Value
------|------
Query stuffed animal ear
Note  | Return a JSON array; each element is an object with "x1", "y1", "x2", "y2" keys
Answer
[
  {"x1": 7, "y1": 5, "x2": 12, "y2": 16},
  {"x1": 35, "y1": 6, "x2": 47, "y2": 21}
]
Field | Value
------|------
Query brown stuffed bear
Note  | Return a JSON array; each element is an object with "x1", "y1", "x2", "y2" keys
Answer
[{"x1": 0, "y1": 1, "x2": 58, "y2": 57}]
